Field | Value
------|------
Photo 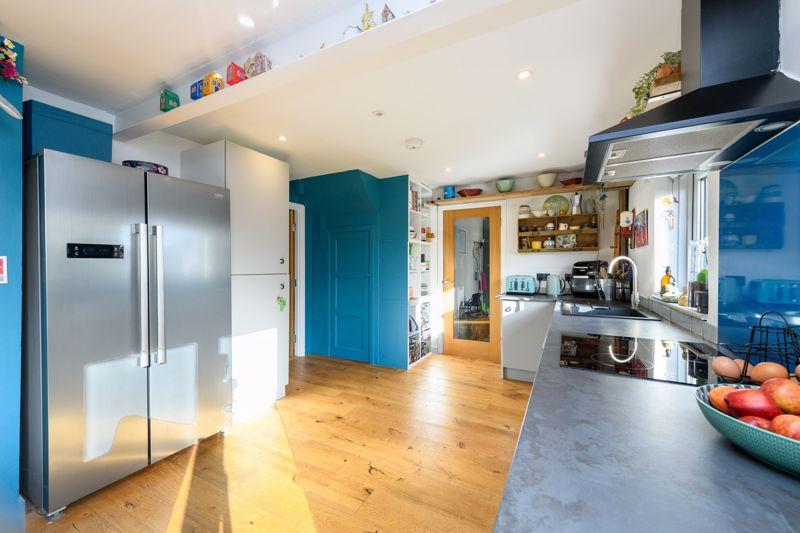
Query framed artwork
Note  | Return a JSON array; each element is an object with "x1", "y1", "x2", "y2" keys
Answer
[
  {"x1": 456, "y1": 227, "x2": 467, "y2": 254},
  {"x1": 633, "y1": 209, "x2": 649, "y2": 248}
]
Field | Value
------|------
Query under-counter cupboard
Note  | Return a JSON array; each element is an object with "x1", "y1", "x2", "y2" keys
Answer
[{"x1": 181, "y1": 140, "x2": 291, "y2": 412}]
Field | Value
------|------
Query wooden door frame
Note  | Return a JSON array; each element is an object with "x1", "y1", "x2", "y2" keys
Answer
[
  {"x1": 442, "y1": 206, "x2": 501, "y2": 361},
  {"x1": 289, "y1": 202, "x2": 305, "y2": 358}
]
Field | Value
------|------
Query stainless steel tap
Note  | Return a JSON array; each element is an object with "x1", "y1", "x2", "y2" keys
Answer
[{"x1": 609, "y1": 255, "x2": 639, "y2": 309}]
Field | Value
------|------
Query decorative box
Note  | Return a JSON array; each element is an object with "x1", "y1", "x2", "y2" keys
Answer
[
  {"x1": 190, "y1": 80, "x2": 203, "y2": 100},
  {"x1": 122, "y1": 160, "x2": 169, "y2": 175},
  {"x1": 226, "y1": 62, "x2": 247, "y2": 85},
  {"x1": 159, "y1": 90, "x2": 180, "y2": 112},
  {"x1": 244, "y1": 51, "x2": 272, "y2": 78},
  {"x1": 201, "y1": 72, "x2": 224, "y2": 96}
]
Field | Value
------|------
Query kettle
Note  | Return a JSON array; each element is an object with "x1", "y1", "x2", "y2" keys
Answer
[{"x1": 546, "y1": 274, "x2": 566, "y2": 297}]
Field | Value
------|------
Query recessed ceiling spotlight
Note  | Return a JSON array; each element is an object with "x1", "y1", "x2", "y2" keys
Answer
[
  {"x1": 445, "y1": 167, "x2": 452, "y2": 172},
  {"x1": 273, "y1": 0, "x2": 280, "y2": 6},
  {"x1": 754, "y1": 121, "x2": 792, "y2": 133},
  {"x1": 277, "y1": 135, "x2": 287, "y2": 142},
  {"x1": 537, "y1": 152, "x2": 546, "y2": 158},
  {"x1": 404, "y1": 137, "x2": 424, "y2": 151},
  {"x1": 517, "y1": 69, "x2": 533, "y2": 80},
  {"x1": 372, "y1": 110, "x2": 384, "y2": 117},
  {"x1": 238, "y1": 14, "x2": 255, "y2": 28}
]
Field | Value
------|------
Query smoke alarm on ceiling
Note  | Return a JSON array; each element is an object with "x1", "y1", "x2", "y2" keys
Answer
[{"x1": 404, "y1": 137, "x2": 424, "y2": 151}]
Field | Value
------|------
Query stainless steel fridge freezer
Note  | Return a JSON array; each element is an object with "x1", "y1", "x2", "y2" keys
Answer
[{"x1": 22, "y1": 150, "x2": 232, "y2": 517}]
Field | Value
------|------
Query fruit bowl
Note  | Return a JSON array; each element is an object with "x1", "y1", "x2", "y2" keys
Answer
[
  {"x1": 696, "y1": 384, "x2": 800, "y2": 476},
  {"x1": 457, "y1": 188, "x2": 483, "y2": 197}
]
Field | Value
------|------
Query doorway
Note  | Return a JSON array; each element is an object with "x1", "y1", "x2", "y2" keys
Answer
[
  {"x1": 289, "y1": 208, "x2": 296, "y2": 358},
  {"x1": 443, "y1": 207, "x2": 501, "y2": 361}
]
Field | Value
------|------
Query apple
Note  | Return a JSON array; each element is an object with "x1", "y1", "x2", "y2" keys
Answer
[
  {"x1": 724, "y1": 389, "x2": 782, "y2": 420},
  {"x1": 760, "y1": 378, "x2": 800, "y2": 415},
  {"x1": 771, "y1": 414, "x2": 800, "y2": 441},
  {"x1": 708, "y1": 386, "x2": 736, "y2": 414},
  {"x1": 738, "y1": 416, "x2": 772, "y2": 430}
]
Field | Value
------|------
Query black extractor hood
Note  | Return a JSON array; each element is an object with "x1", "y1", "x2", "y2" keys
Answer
[{"x1": 584, "y1": 0, "x2": 800, "y2": 184}]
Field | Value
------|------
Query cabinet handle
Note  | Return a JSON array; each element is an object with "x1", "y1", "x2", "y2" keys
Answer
[
  {"x1": 280, "y1": 258, "x2": 285, "y2": 264},
  {"x1": 505, "y1": 307, "x2": 511, "y2": 312},
  {"x1": 280, "y1": 283, "x2": 285, "y2": 290}
]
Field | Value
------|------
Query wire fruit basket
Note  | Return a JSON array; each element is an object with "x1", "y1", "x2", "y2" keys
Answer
[{"x1": 720, "y1": 312, "x2": 800, "y2": 384}]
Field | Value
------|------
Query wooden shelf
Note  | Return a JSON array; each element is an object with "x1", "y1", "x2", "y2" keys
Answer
[
  {"x1": 519, "y1": 228, "x2": 599, "y2": 237},
  {"x1": 518, "y1": 247, "x2": 599, "y2": 253},
  {"x1": 518, "y1": 212, "x2": 599, "y2": 221},
  {"x1": 430, "y1": 181, "x2": 633, "y2": 206}
]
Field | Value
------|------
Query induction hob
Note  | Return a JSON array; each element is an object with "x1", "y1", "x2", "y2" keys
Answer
[{"x1": 559, "y1": 333, "x2": 730, "y2": 386}]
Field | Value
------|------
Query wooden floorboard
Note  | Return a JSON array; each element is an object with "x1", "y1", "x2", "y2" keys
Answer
[{"x1": 26, "y1": 354, "x2": 531, "y2": 532}]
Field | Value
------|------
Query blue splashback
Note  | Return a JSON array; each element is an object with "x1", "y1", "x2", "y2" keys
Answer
[
  {"x1": 718, "y1": 122, "x2": 800, "y2": 343},
  {"x1": 0, "y1": 37, "x2": 26, "y2": 532},
  {"x1": 23, "y1": 100, "x2": 112, "y2": 161},
  {"x1": 291, "y1": 171, "x2": 408, "y2": 368}
]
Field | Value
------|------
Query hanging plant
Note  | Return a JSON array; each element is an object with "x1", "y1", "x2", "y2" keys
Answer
[
  {"x1": 0, "y1": 37, "x2": 27, "y2": 85},
  {"x1": 630, "y1": 50, "x2": 680, "y2": 116}
]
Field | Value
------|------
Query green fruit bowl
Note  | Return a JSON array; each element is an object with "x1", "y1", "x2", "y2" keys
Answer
[{"x1": 696, "y1": 384, "x2": 800, "y2": 476}]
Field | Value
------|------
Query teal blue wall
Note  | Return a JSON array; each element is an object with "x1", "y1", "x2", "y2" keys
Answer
[
  {"x1": 0, "y1": 37, "x2": 26, "y2": 532},
  {"x1": 291, "y1": 171, "x2": 408, "y2": 368},
  {"x1": 23, "y1": 100, "x2": 112, "y2": 161}
]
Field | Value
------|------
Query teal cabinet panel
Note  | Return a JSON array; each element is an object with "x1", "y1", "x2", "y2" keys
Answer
[{"x1": 23, "y1": 100, "x2": 112, "y2": 162}]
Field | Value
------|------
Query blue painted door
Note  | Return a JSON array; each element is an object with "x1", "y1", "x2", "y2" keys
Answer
[{"x1": 329, "y1": 228, "x2": 371, "y2": 362}]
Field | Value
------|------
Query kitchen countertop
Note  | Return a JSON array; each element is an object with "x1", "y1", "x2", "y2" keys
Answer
[
  {"x1": 495, "y1": 299, "x2": 800, "y2": 532},
  {"x1": 496, "y1": 293, "x2": 557, "y2": 302}
]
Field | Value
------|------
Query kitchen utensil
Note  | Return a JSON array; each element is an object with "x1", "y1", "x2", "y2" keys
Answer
[
  {"x1": 598, "y1": 279, "x2": 615, "y2": 301},
  {"x1": 519, "y1": 224, "x2": 529, "y2": 232},
  {"x1": 495, "y1": 177, "x2": 515, "y2": 192},
  {"x1": 546, "y1": 275, "x2": 566, "y2": 296},
  {"x1": 560, "y1": 177, "x2": 583, "y2": 186},
  {"x1": 558, "y1": 222, "x2": 569, "y2": 231},
  {"x1": 506, "y1": 275, "x2": 536, "y2": 295},
  {"x1": 458, "y1": 188, "x2": 483, "y2": 197},
  {"x1": 531, "y1": 240, "x2": 542, "y2": 250},
  {"x1": 696, "y1": 384, "x2": 800, "y2": 476},
  {"x1": 571, "y1": 192, "x2": 582, "y2": 215},
  {"x1": 536, "y1": 172, "x2": 557, "y2": 188},
  {"x1": 545, "y1": 222, "x2": 556, "y2": 231},
  {"x1": 532, "y1": 209, "x2": 545, "y2": 217},
  {"x1": 543, "y1": 237, "x2": 556, "y2": 249},
  {"x1": 543, "y1": 195, "x2": 569, "y2": 216}
]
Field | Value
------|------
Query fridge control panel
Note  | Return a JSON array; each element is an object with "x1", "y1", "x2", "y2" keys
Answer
[{"x1": 67, "y1": 243, "x2": 124, "y2": 259}]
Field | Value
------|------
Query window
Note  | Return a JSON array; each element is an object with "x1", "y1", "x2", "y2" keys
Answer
[{"x1": 689, "y1": 173, "x2": 710, "y2": 283}]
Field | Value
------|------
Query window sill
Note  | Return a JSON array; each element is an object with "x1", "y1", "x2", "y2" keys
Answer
[{"x1": 650, "y1": 295, "x2": 708, "y2": 320}]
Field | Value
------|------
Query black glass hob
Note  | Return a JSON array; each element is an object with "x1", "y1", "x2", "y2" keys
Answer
[{"x1": 559, "y1": 333, "x2": 728, "y2": 386}]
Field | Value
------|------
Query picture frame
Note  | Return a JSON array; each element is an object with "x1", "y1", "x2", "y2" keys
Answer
[
  {"x1": 456, "y1": 227, "x2": 467, "y2": 254},
  {"x1": 633, "y1": 209, "x2": 649, "y2": 248}
]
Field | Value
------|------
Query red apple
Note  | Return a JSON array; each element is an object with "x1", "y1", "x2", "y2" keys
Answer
[
  {"x1": 708, "y1": 386, "x2": 736, "y2": 414},
  {"x1": 724, "y1": 389, "x2": 782, "y2": 420},
  {"x1": 738, "y1": 416, "x2": 772, "y2": 430},
  {"x1": 771, "y1": 414, "x2": 800, "y2": 441},
  {"x1": 760, "y1": 378, "x2": 800, "y2": 415}
]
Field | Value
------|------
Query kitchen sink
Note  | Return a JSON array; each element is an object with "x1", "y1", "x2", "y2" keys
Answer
[{"x1": 560, "y1": 301, "x2": 661, "y2": 321}]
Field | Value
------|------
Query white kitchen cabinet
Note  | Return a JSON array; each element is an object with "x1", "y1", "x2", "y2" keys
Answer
[
  {"x1": 501, "y1": 300, "x2": 555, "y2": 381},
  {"x1": 181, "y1": 140, "x2": 289, "y2": 275},
  {"x1": 231, "y1": 274, "x2": 290, "y2": 417}
]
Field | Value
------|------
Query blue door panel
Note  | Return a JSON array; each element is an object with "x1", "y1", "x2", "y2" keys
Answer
[{"x1": 329, "y1": 228, "x2": 371, "y2": 362}]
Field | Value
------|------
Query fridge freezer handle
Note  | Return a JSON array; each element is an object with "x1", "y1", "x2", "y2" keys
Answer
[
  {"x1": 134, "y1": 223, "x2": 150, "y2": 368},
  {"x1": 153, "y1": 225, "x2": 166, "y2": 365}
]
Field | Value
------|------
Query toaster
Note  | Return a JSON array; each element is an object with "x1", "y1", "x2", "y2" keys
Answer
[{"x1": 506, "y1": 275, "x2": 536, "y2": 295}]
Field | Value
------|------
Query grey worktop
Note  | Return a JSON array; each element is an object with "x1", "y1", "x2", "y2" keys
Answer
[
  {"x1": 496, "y1": 293, "x2": 557, "y2": 302},
  {"x1": 495, "y1": 300, "x2": 800, "y2": 532}
]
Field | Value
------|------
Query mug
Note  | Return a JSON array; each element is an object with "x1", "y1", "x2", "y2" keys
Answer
[
  {"x1": 532, "y1": 240, "x2": 542, "y2": 250},
  {"x1": 558, "y1": 222, "x2": 569, "y2": 231},
  {"x1": 546, "y1": 222, "x2": 556, "y2": 231}
]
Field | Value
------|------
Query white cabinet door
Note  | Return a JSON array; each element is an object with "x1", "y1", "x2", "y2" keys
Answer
[
  {"x1": 231, "y1": 274, "x2": 289, "y2": 418},
  {"x1": 179, "y1": 141, "x2": 226, "y2": 188},
  {"x1": 501, "y1": 301, "x2": 554, "y2": 374},
  {"x1": 226, "y1": 142, "x2": 289, "y2": 275}
]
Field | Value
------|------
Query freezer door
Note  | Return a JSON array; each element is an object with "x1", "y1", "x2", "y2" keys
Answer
[
  {"x1": 146, "y1": 173, "x2": 232, "y2": 462},
  {"x1": 36, "y1": 151, "x2": 150, "y2": 513}
]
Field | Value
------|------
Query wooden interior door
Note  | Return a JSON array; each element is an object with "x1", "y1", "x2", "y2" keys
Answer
[
  {"x1": 289, "y1": 208, "x2": 296, "y2": 358},
  {"x1": 443, "y1": 207, "x2": 501, "y2": 361}
]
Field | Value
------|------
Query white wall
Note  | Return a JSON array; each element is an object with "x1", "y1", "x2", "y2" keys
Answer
[
  {"x1": 112, "y1": 132, "x2": 200, "y2": 179},
  {"x1": 627, "y1": 177, "x2": 674, "y2": 296},
  {"x1": 23, "y1": 85, "x2": 115, "y2": 123}
]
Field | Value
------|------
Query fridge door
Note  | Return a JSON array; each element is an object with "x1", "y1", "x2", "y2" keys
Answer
[
  {"x1": 36, "y1": 151, "x2": 150, "y2": 513},
  {"x1": 146, "y1": 173, "x2": 232, "y2": 462}
]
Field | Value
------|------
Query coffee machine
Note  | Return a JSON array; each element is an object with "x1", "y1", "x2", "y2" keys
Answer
[{"x1": 570, "y1": 260, "x2": 608, "y2": 298}]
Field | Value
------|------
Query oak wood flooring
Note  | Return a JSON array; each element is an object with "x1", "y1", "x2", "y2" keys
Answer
[{"x1": 26, "y1": 354, "x2": 531, "y2": 532}]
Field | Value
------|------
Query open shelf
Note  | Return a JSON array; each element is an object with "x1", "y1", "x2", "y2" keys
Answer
[
  {"x1": 518, "y1": 212, "x2": 600, "y2": 253},
  {"x1": 430, "y1": 181, "x2": 633, "y2": 206},
  {"x1": 518, "y1": 247, "x2": 599, "y2": 253}
]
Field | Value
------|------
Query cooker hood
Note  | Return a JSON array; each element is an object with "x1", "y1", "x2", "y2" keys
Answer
[{"x1": 584, "y1": 0, "x2": 800, "y2": 184}]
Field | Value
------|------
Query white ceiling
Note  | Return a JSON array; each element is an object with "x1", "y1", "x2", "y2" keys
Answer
[
  {"x1": 162, "y1": 0, "x2": 681, "y2": 186},
  {"x1": 0, "y1": 0, "x2": 354, "y2": 112}
]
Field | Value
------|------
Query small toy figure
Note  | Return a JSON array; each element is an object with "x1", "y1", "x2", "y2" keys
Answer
[
  {"x1": 226, "y1": 62, "x2": 247, "y2": 85},
  {"x1": 201, "y1": 71, "x2": 224, "y2": 96},
  {"x1": 244, "y1": 51, "x2": 272, "y2": 78},
  {"x1": 159, "y1": 89, "x2": 180, "y2": 112},
  {"x1": 382, "y1": 3, "x2": 396, "y2": 23},
  {"x1": 190, "y1": 80, "x2": 203, "y2": 100},
  {"x1": 362, "y1": 3, "x2": 376, "y2": 30}
]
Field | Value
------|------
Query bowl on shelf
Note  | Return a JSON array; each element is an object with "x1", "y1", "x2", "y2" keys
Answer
[
  {"x1": 560, "y1": 177, "x2": 583, "y2": 186},
  {"x1": 458, "y1": 188, "x2": 483, "y2": 197},
  {"x1": 537, "y1": 173, "x2": 558, "y2": 188},
  {"x1": 495, "y1": 178, "x2": 515, "y2": 193},
  {"x1": 696, "y1": 384, "x2": 800, "y2": 476},
  {"x1": 532, "y1": 210, "x2": 545, "y2": 218}
]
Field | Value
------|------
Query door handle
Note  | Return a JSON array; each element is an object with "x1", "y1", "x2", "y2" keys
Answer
[
  {"x1": 134, "y1": 223, "x2": 150, "y2": 368},
  {"x1": 152, "y1": 225, "x2": 166, "y2": 365}
]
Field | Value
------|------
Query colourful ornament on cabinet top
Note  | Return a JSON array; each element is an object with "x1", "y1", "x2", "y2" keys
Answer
[
  {"x1": 362, "y1": 3, "x2": 377, "y2": 30},
  {"x1": 159, "y1": 89, "x2": 180, "y2": 112},
  {"x1": 244, "y1": 51, "x2": 271, "y2": 78},
  {"x1": 226, "y1": 62, "x2": 247, "y2": 86},
  {"x1": 201, "y1": 71, "x2": 224, "y2": 96},
  {"x1": 382, "y1": 3, "x2": 396, "y2": 23},
  {"x1": 190, "y1": 80, "x2": 203, "y2": 100}
]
